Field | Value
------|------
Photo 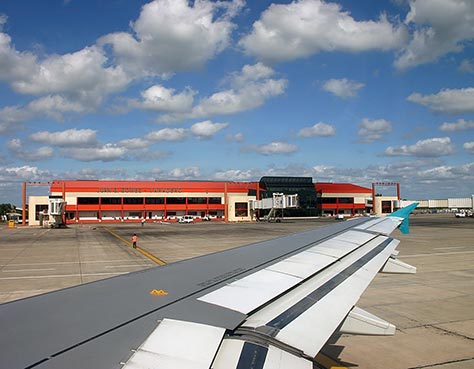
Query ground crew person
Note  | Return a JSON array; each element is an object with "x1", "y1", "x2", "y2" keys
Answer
[{"x1": 132, "y1": 233, "x2": 137, "y2": 248}]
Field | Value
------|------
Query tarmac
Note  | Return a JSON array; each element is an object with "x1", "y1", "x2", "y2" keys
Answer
[{"x1": 0, "y1": 213, "x2": 473, "y2": 369}]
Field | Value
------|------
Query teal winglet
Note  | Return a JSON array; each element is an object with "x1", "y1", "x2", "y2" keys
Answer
[{"x1": 388, "y1": 202, "x2": 419, "y2": 234}]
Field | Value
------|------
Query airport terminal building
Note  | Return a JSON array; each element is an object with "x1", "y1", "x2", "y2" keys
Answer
[
  {"x1": 27, "y1": 178, "x2": 381, "y2": 225},
  {"x1": 315, "y1": 182, "x2": 372, "y2": 216},
  {"x1": 28, "y1": 180, "x2": 261, "y2": 225}
]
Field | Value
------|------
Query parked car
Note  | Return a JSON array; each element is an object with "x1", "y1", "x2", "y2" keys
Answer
[
  {"x1": 178, "y1": 215, "x2": 195, "y2": 223},
  {"x1": 455, "y1": 212, "x2": 466, "y2": 218}
]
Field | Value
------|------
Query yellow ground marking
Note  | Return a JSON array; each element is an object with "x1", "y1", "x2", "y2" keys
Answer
[
  {"x1": 150, "y1": 289, "x2": 169, "y2": 296},
  {"x1": 136, "y1": 246, "x2": 167, "y2": 266},
  {"x1": 315, "y1": 353, "x2": 348, "y2": 369},
  {"x1": 101, "y1": 227, "x2": 167, "y2": 266}
]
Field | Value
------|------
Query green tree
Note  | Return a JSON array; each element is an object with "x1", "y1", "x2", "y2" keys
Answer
[{"x1": 0, "y1": 203, "x2": 16, "y2": 219}]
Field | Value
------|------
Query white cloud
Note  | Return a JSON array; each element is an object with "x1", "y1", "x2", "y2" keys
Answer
[
  {"x1": 64, "y1": 144, "x2": 127, "y2": 162},
  {"x1": 408, "y1": 87, "x2": 474, "y2": 114},
  {"x1": 132, "y1": 85, "x2": 196, "y2": 113},
  {"x1": 168, "y1": 166, "x2": 201, "y2": 179},
  {"x1": 249, "y1": 141, "x2": 298, "y2": 155},
  {"x1": 239, "y1": 0, "x2": 407, "y2": 63},
  {"x1": 145, "y1": 128, "x2": 189, "y2": 142},
  {"x1": 29, "y1": 129, "x2": 98, "y2": 147},
  {"x1": 159, "y1": 63, "x2": 287, "y2": 122},
  {"x1": 463, "y1": 141, "x2": 474, "y2": 154},
  {"x1": 357, "y1": 118, "x2": 392, "y2": 143},
  {"x1": 213, "y1": 169, "x2": 258, "y2": 181},
  {"x1": 0, "y1": 105, "x2": 34, "y2": 133},
  {"x1": 11, "y1": 46, "x2": 129, "y2": 99},
  {"x1": 0, "y1": 14, "x2": 7, "y2": 29},
  {"x1": 98, "y1": 0, "x2": 243, "y2": 77},
  {"x1": 395, "y1": 0, "x2": 474, "y2": 70},
  {"x1": 117, "y1": 138, "x2": 150, "y2": 150},
  {"x1": 322, "y1": 78, "x2": 365, "y2": 99},
  {"x1": 0, "y1": 43, "x2": 131, "y2": 123},
  {"x1": 0, "y1": 26, "x2": 37, "y2": 83},
  {"x1": 0, "y1": 29, "x2": 130, "y2": 107},
  {"x1": 190, "y1": 120, "x2": 228, "y2": 139},
  {"x1": 7, "y1": 139, "x2": 54, "y2": 162},
  {"x1": 6, "y1": 139, "x2": 21, "y2": 150},
  {"x1": 417, "y1": 164, "x2": 472, "y2": 181},
  {"x1": 0, "y1": 18, "x2": 130, "y2": 122},
  {"x1": 0, "y1": 95, "x2": 94, "y2": 133},
  {"x1": 226, "y1": 133, "x2": 245, "y2": 142},
  {"x1": 1, "y1": 165, "x2": 50, "y2": 182},
  {"x1": 298, "y1": 122, "x2": 336, "y2": 137},
  {"x1": 383, "y1": 137, "x2": 455, "y2": 157},
  {"x1": 459, "y1": 59, "x2": 474, "y2": 73},
  {"x1": 439, "y1": 119, "x2": 474, "y2": 132}
]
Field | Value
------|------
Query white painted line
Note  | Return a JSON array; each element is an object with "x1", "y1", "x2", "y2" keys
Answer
[
  {"x1": 2, "y1": 268, "x2": 56, "y2": 273},
  {"x1": 0, "y1": 272, "x2": 128, "y2": 280},
  {"x1": 401, "y1": 251, "x2": 474, "y2": 258},
  {"x1": 434, "y1": 247, "x2": 466, "y2": 250},
  {"x1": 105, "y1": 265, "x2": 150, "y2": 269},
  {"x1": 3, "y1": 259, "x2": 153, "y2": 267}
]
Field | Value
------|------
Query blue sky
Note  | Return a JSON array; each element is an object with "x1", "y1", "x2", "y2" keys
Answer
[{"x1": 1, "y1": 0, "x2": 473, "y2": 205}]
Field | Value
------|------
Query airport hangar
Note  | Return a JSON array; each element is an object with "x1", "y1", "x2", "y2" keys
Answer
[{"x1": 26, "y1": 177, "x2": 398, "y2": 226}]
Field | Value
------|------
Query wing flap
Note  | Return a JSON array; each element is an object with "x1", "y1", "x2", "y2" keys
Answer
[
  {"x1": 197, "y1": 269, "x2": 302, "y2": 314},
  {"x1": 381, "y1": 256, "x2": 416, "y2": 274},
  {"x1": 355, "y1": 217, "x2": 401, "y2": 235},
  {"x1": 198, "y1": 230, "x2": 379, "y2": 314},
  {"x1": 238, "y1": 237, "x2": 399, "y2": 357},
  {"x1": 211, "y1": 339, "x2": 313, "y2": 369},
  {"x1": 339, "y1": 306, "x2": 396, "y2": 335},
  {"x1": 122, "y1": 319, "x2": 225, "y2": 369}
]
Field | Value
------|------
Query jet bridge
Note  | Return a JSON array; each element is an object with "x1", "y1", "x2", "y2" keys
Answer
[
  {"x1": 250, "y1": 193, "x2": 298, "y2": 222},
  {"x1": 47, "y1": 198, "x2": 66, "y2": 228}
]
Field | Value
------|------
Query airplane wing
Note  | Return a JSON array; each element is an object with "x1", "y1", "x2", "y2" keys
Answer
[{"x1": 0, "y1": 204, "x2": 417, "y2": 369}]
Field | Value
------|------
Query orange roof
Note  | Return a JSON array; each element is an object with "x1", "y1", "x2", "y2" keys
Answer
[
  {"x1": 315, "y1": 182, "x2": 371, "y2": 194},
  {"x1": 50, "y1": 180, "x2": 260, "y2": 194}
]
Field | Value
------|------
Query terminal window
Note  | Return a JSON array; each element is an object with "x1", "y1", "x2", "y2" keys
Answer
[
  {"x1": 235, "y1": 202, "x2": 248, "y2": 217},
  {"x1": 77, "y1": 197, "x2": 99, "y2": 204}
]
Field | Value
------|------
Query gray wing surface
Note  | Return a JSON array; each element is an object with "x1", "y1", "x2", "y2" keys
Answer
[{"x1": 0, "y1": 210, "x2": 416, "y2": 369}]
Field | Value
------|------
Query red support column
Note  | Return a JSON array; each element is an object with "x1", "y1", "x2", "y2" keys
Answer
[
  {"x1": 22, "y1": 182, "x2": 26, "y2": 226},
  {"x1": 372, "y1": 183, "x2": 376, "y2": 215},
  {"x1": 164, "y1": 197, "x2": 167, "y2": 219},
  {"x1": 224, "y1": 182, "x2": 228, "y2": 223},
  {"x1": 62, "y1": 182, "x2": 66, "y2": 225}
]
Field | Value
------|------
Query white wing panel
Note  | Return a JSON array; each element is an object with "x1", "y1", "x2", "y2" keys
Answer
[
  {"x1": 354, "y1": 218, "x2": 383, "y2": 230},
  {"x1": 211, "y1": 339, "x2": 242, "y2": 369},
  {"x1": 123, "y1": 319, "x2": 225, "y2": 369},
  {"x1": 198, "y1": 269, "x2": 301, "y2": 314},
  {"x1": 263, "y1": 345, "x2": 313, "y2": 369},
  {"x1": 307, "y1": 239, "x2": 358, "y2": 258},
  {"x1": 335, "y1": 230, "x2": 375, "y2": 244},
  {"x1": 365, "y1": 217, "x2": 401, "y2": 235},
  {"x1": 243, "y1": 236, "x2": 389, "y2": 329},
  {"x1": 266, "y1": 251, "x2": 336, "y2": 279},
  {"x1": 306, "y1": 230, "x2": 374, "y2": 258},
  {"x1": 274, "y1": 240, "x2": 398, "y2": 357},
  {"x1": 211, "y1": 339, "x2": 312, "y2": 369}
]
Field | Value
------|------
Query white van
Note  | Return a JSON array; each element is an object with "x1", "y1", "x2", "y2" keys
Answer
[{"x1": 178, "y1": 215, "x2": 195, "y2": 223}]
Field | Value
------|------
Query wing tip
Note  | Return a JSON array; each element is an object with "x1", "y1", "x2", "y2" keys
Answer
[{"x1": 388, "y1": 202, "x2": 419, "y2": 234}]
